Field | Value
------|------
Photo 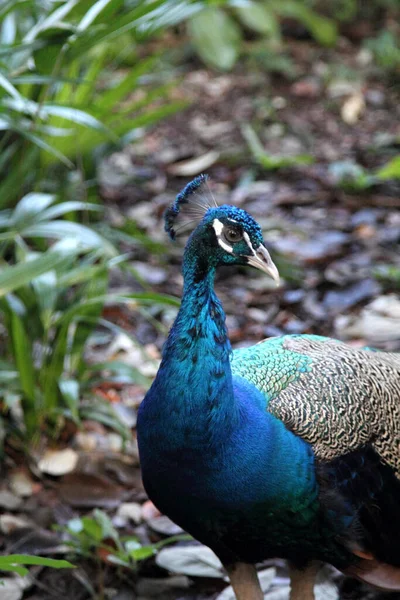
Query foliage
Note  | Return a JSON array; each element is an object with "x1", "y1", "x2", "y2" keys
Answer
[
  {"x1": 364, "y1": 30, "x2": 400, "y2": 72},
  {"x1": 0, "y1": 554, "x2": 74, "y2": 577},
  {"x1": 373, "y1": 265, "x2": 400, "y2": 290},
  {"x1": 59, "y1": 509, "x2": 190, "y2": 569},
  {"x1": 186, "y1": 0, "x2": 337, "y2": 71},
  {"x1": 0, "y1": 192, "x2": 177, "y2": 445},
  {"x1": 0, "y1": 0, "x2": 190, "y2": 206},
  {"x1": 242, "y1": 124, "x2": 314, "y2": 170},
  {"x1": 328, "y1": 155, "x2": 400, "y2": 191}
]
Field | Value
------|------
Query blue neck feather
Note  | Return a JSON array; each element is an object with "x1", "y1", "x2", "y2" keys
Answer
[{"x1": 145, "y1": 231, "x2": 239, "y2": 447}]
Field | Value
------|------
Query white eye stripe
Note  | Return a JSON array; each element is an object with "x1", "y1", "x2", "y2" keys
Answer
[
  {"x1": 217, "y1": 238, "x2": 233, "y2": 253},
  {"x1": 212, "y1": 218, "x2": 233, "y2": 253},
  {"x1": 243, "y1": 231, "x2": 256, "y2": 256},
  {"x1": 212, "y1": 218, "x2": 224, "y2": 236}
]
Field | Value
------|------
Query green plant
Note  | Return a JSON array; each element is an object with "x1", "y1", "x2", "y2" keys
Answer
[
  {"x1": 60, "y1": 509, "x2": 190, "y2": 569},
  {"x1": 0, "y1": 192, "x2": 178, "y2": 444},
  {"x1": 373, "y1": 265, "x2": 400, "y2": 290},
  {"x1": 0, "y1": 0, "x2": 191, "y2": 206},
  {"x1": 328, "y1": 155, "x2": 400, "y2": 191},
  {"x1": 0, "y1": 554, "x2": 74, "y2": 577},
  {"x1": 242, "y1": 124, "x2": 314, "y2": 170},
  {"x1": 365, "y1": 30, "x2": 400, "y2": 72},
  {"x1": 186, "y1": 0, "x2": 337, "y2": 71}
]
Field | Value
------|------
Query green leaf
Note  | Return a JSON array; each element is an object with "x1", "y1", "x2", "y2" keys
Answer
[
  {"x1": 376, "y1": 155, "x2": 400, "y2": 180},
  {"x1": 0, "y1": 554, "x2": 74, "y2": 570},
  {"x1": 38, "y1": 201, "x2": 102, "y2": 221},
  {"x1": 86, "y1": 360, "x2": 150, "y2": 388},
  {"x1": 23, "y1": 0, "x2": 79, "y2": 42},
  {"x1": 9, "y1": 124, "x2": 73, "y2": 167},
  {"x1": 272, "y1": 0, "x2": 337, "y2": 46},
  {"x1": 10, "y1": 312, "x2": 34, "y2": 400},
  {"x1": 129, "y1": 545, "x2": 156, "y2": 561},
  {"x1": 69, "y1": 268, "x2": 108, "y2": 373},
  {"x1": 96, "y1": 55, "x2": 158, "y2": 110},
  {"x1": 93, "y1": 509, "x2": 120, "y2": 545},
  {"x1": 22, "y1": 221, "x2": 116, "y2": 255},
  {"x1": 12, "y1": 193, "x2": 56, "y2": 227},
  {"x1": 188, "y1": 7, "x2": 242, "y2": 70},
  {"x1": 76, "y1": 0, "x2": 118, "y2": 32},
  {"x1": 0, "y1": 71, "x2": 22, "y2": 101},
  {"x1": 9, "y1": 310, "x2": 36, "y2": 434},
  {"x1": 59, "y1": 378, "x2": 80, "y2": 421},
  {"x1": 66, "y1": 0, "x2": 166, "y2": 58},
  {"x1": 0, "y1": 241, "x2": 83, "y2": 297},
  {"x1": 234, "y1": 2, "x2": 280, "y2": 38},
  {"x1": 41, "y1": 105, "x2": 115, "y2": 139},
  {"x1": 81, "y1": 516, "x2": 103, "y2": 542},
  {"x1": 242, "y1": 124, "x2": 314, "y2": 170}
]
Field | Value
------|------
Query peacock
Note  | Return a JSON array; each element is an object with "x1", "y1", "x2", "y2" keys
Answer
[{"x1": 137, "y1": 174, "x2": 400, "y2": 600}]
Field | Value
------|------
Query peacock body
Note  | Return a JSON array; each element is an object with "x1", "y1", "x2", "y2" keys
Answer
[{"x1": 137, "y1": 175, "x2": 400, "y2": 600}]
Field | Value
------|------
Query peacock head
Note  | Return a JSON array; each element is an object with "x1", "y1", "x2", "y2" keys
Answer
[{"x1": 164, "y1": 174, "x2": 280, "y2": 285}]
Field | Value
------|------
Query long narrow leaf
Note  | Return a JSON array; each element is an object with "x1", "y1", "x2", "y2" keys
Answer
[
  {"x1": 12, "y1": 192, "x2": 56, "y2": 226},
  {"x1": 10, "y1": 312, "x2": 36, "y2": 434},
  {"x1": 96, "y1": 55, "x2": 157, "y2": 110},
  {"x1": 76, "y1": 0, "x2": 115, "y2": 32},
  {"x1": 41, "y1": 105, "x2": 115, "y2": 137},
  {"x1": 38, "y1": 202, "x2": 102, "y2": 221},
  {"x1": 22, "y1": 221, "x2": 116, "y2": 255},
  {"x1": 0, "y1": 554, "x2": 74, "y2": 569},
  {"x1": 0, "y1": 71, "x2": 22, "y2": 101},
  {"x1": 0, "y1": 242, "x2": 83, "y2": 297}
]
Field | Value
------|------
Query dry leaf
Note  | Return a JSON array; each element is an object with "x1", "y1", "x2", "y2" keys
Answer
[
  {"x1": 9, "y1": 470, "x2": 34, "y2": 498},
  {"x1": 147, "y1": 515, "x2": 184, "y2": 536},
  {"x1": 38, "y1": 448, "x2": 79, "y2": 476},
  {"x1": 341, "y1": 93, "x2": 365, "y2": 124},
  {"x1": 156, "y1": 545, "x2": 223, "y2": 578},
  {"x1": 0, "y1": 489, "x2": 22, "y2": 510},
  {"x1": 116, "y1": 502, "x2": 143, "y2": 524},
  {"x1": 167, "y1": 150, "x2": 220, "y2": 176},
  {"x1": 58, "y1": 472, "x2": 124, "y2": 507},
  {"x1": 0, "y1": 577, "x2": 31, "y2": 600}
]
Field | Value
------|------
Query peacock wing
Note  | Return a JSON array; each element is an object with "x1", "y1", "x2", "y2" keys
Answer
[{"x1": 231, "y1": 334, "x2": 400, "y2": 477}]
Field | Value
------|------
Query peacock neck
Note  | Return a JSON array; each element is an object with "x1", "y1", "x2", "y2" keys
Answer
[{"x1": 151, "y1": 241, "x2": 238, "y2": 446}]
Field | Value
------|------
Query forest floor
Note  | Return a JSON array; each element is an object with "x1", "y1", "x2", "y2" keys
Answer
[{"x1": 1, "y1": 27, "x2": 400, "y2": 600}]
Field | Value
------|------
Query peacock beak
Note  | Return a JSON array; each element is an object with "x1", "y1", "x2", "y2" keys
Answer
[{"x1": 246, "y1": 245, "x2": 280, "y2": 286}]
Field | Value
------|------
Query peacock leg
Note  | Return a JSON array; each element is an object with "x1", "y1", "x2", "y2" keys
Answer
[
  {"x1": 288, "y1": 561, "x2": 319, "y2": 600},
  {"x1": 225, "y1": 562, "x2": 264, "y2": 600}
]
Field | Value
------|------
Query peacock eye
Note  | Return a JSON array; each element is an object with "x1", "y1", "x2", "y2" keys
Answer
[{"x1": 224, "y1": 228, "x2": 243, "y2": 243}]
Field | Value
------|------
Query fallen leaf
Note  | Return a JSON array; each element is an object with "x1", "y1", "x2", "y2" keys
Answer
[
  {"x1": 58, "y1": 472, "x2": 124, "y2": 507},
  {"x1": 167, "y1": 150, "x2": 220, "y2": 176},
  {"x1": 156, "y1": 545, "x2": 224, "y2": 578},
  {"x1": 0, "y1": 514, "x2": 31, "y2": 534},
  {"x1": 341, "y1": 93, "x2": 365, "y2": 124},
  {"x1": 0, "y1": 577, "x2": 31, "y2": 600},
  {"x1": 0, "y1": 489, "x2": 22, "y2": 510},
  {"x1": 9, "y1": 470, "x2": 34, "y2": 498},
  {"x1": 323, "y1": 279, "x2": 380, "y2": 315},
  {"x1": 116, "y1": 502, "x2": 143, "y2": 524},
  {"x1": 38, "y1": 448, "x2": 79, "y2": 476},
  {"x1": 335, "y1": 294, "x2": 400, "y2": 343},
  {"x1": 147, "y1": 515, "x2": 184, "y2": 536}
]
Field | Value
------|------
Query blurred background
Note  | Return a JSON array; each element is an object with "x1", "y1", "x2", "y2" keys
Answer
[{"x1": 0, "y1": 1, "x2": 399, "y2": 599}]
